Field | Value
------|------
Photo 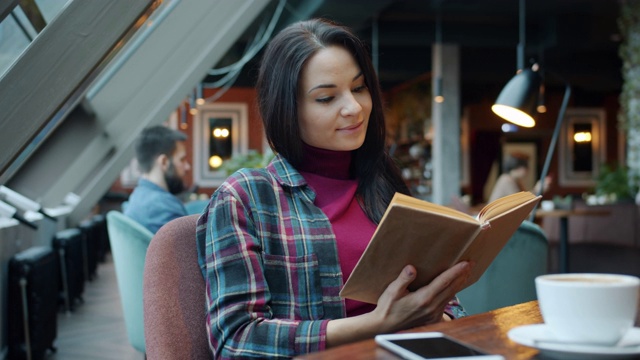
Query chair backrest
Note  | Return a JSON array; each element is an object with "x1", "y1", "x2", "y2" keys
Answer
[
  {"x1": 106, "y1": 210, "x2": 153, "y2": 354},
  {"x1": 456, "y1": 220, "x2": 548, "y2": 315},
  {"x1": 143, "y1": 214, "x2": 210, "y2": 359}
]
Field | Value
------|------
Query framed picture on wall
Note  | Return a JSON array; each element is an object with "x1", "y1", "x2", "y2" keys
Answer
[
  {"x1": 559, "y1": 108, "x2": 606, "y2": 187},
  {"x1": 193, "y1": 102, "x2": 248, "y2": 187}
]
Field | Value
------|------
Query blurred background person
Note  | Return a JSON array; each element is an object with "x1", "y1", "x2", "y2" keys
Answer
[
  {"x1": 124, "y1": 125, "x2": 190, "y2": 233},
  {"x1": 488, "y1": 152, "x2": 551, "y2": 203}
]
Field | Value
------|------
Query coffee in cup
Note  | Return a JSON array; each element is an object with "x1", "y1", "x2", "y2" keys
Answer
[{"x1": 535, "y1": 273, "x2": 640, "y2": 345}]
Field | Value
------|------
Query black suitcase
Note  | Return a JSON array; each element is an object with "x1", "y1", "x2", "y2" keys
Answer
[
  {"x1": 52, "y1": 228, "x2": 85, "y2": 312},
  {"x1": 79, "y1": 219, "x2": 98, "y2": 281},
  {"x1": 91, "y1": 214, "x2": 109, "y2": 262},
  {"x1": 8, "y1": 246, "x2": 59, "y2": 360}
]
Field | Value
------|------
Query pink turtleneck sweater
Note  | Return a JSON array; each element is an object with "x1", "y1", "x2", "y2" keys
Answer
[{"x1": 298, "y1": 143, "x2": 377, "y2": 317}]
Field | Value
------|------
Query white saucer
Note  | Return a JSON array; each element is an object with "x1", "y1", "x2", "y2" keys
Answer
[{"x1": 508, "y1": 324, "x2": 640, "y2": 360}]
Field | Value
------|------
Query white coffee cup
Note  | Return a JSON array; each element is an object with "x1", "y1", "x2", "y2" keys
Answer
[{"x1": 535, "y1": 273, "x2": 640, "y2": 345}]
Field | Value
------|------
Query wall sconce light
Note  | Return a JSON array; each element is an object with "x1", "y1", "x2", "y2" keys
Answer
[
  {"x1": 212, "y1": 127, "x2": 230, "y2": 138},
  {"x1": 574, "y1": 131, "x2": 592, "y2": 143},
  {"x1": 208, "y1": 119, "x2": 232, "y2": 171},
  {"x1": 208, "y1": 155, "x2": 223, "y2": 169}
]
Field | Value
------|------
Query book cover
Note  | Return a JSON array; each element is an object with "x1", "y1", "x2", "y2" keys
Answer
[{"x1": 339, "y1": 191, "x2": 541, "y2": 304}]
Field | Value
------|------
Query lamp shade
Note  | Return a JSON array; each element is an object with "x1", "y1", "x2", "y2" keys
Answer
[{"x1": 491, "y1": 68, "x2": 542, "y2": 128}]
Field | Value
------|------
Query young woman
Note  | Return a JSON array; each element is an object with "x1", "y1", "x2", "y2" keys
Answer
[{"x1": 196, "y1": 18, "x2": 472, "y2": 359}]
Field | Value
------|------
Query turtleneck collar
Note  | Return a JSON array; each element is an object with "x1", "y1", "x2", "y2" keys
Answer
[{"x1": 297, "y1": 142, "x2": 354, "y2": 180}]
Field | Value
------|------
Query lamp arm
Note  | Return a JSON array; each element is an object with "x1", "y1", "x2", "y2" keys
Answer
[{"x1": 529, "y1": 83, "x2": 572, "y2": 221}]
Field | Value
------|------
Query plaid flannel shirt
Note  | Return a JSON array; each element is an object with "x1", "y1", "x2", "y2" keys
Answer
[{"x1": 196, "y1": 154, "x2": 466, "y2": 359}]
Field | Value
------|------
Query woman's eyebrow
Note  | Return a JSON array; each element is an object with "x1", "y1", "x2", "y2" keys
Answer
[
  {"x1": 307, "y1": 71, "x2": 364, "y2": 94},
  {"x1": 307, "y1": 83, "x2": 336, "y2": 94}
]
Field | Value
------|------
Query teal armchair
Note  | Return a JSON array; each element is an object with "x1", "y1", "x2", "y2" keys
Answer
[
  {"x1": 184, "y1": 199, "x2": 210, "y2": 215},
  {"x1": 106, "y1": 211, "x2": 153, "y2": 354},
  {"x1": 457, "y1": 220, "x2": 548, "y2": 315}
]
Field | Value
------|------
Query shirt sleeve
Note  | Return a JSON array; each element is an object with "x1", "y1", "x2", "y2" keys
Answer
[
  {"x1": 444, "y1": 295, "x2": 468, "y2": 319},
  {"x1": 197, "y1": 185, "x2": 330, "y2": 359}
]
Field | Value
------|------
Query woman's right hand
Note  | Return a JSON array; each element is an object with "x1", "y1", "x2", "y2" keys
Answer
[
  {"x1": 325, "y1": 261, "x2": 472, "y2": 348},
  {"x1": 370, "y1": 261, "x2": 472, "y2": 334}
]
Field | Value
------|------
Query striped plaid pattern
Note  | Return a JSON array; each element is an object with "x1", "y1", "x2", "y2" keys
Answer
[{"x1": 196, "y1": 154, "x2": 466, "y2": 359}]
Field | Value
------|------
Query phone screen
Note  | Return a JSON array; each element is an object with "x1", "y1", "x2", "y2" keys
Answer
[{"x1": 388, "y1": 337, "x2": 487, "y2": 358}]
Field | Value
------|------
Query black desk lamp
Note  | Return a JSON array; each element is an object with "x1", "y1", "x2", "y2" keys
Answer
[{"x1": 491, "y1": 64, "x2": 572, "y2": 220}]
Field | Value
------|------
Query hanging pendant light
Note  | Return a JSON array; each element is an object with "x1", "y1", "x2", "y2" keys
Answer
[
  {"x1": 489, "y1": 0, "x2": 572, "y2": 224},
  {"x1": 491, "y1": 66, "x2": 541, "y2": 128}
]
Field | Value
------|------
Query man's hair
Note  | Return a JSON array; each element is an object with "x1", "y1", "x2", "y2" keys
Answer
[{"x1": 134, "y1": 126, "x2": 187, "y2": 173}]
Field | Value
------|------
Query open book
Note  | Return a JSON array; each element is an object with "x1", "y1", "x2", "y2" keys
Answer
[{"x1": 339, "y1": 191, "x2": 541, "y2": 304}]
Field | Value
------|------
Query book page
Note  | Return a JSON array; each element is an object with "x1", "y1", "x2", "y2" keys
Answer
[
  {"x1": 392, "y1": 193, "x2": 477, "y2": 222},
  {"x1": 477, "y1": 191, "x2": 537, "y2": 222}
]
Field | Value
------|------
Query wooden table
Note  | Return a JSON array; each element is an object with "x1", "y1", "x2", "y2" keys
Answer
[
  {"x1": 297, "y1": 300, "x2": 640, "y2": 359},
  {"x1": 535, "y1": 209, "x2": 610, "y2": 273}
]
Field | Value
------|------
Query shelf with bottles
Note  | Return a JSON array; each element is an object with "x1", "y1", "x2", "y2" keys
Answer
[{"x1": 391, "y1": 140, "x2": 433, "y2": 201}]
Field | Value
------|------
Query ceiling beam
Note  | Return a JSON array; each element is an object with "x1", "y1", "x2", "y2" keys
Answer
[
  {"x1": 0, "y1": 0, "x2": 18, "y2": 24},
  {"x1": 0, "y1": 0, "x2": 154, "y2": 181}
]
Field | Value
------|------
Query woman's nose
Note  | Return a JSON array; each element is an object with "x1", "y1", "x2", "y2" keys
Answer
[{"x1": 340, "y1": 94, "x2": 363, "y2": 117}]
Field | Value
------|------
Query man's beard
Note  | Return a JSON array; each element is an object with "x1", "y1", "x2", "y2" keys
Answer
[{"x1": 164, "y1": 160, "x2": 185, "y2": 195}]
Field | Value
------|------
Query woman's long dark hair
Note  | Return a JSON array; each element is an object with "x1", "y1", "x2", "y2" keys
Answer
[{"x1": 256, "y1": 18, "x2": 409, "y2": 223}]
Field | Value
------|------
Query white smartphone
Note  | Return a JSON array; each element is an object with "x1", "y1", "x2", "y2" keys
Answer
[{"x1": 375, "y1": 332, "x2": 505, "y2": 360}]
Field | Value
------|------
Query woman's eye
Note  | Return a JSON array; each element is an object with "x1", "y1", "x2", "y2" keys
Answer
[
  {"x1": 353, "y1": 85, "x2": 367, "y2": 93},
  {"x1": 316, "y1": 96, "x2": 334, "y2": 103}
]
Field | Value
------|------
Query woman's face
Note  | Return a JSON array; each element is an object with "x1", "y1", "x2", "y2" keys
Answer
[{"x1": 297, "y1": 46, "x2": 372, "y2": 151}]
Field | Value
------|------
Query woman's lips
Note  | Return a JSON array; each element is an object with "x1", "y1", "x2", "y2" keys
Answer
[{"x1": 339, "y1": 121, "x2": 363, "y2": 131}]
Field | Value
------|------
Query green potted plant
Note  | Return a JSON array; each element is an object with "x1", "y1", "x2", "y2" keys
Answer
[
  {"x1": 221, "y1": 150, "x2": 274, "y2": 176},
  {"x1": 594, "y1": 163, "x2": 638, "y2": 203}
]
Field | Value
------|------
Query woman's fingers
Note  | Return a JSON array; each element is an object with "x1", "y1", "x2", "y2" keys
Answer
[
  {"x1": 411, "y1": 261, "x2": 473, "y2": 307},
  {"x1": 432, "y1": 261, "x2": 472, "y2": 292},
  {"x1": 383, "y1": 265, "x2": 417, "y2": 300}
]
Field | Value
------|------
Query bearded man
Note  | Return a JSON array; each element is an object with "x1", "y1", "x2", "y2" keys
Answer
[{"x1": 124, "y1": 125, "x2": 190, "y2": 233}]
